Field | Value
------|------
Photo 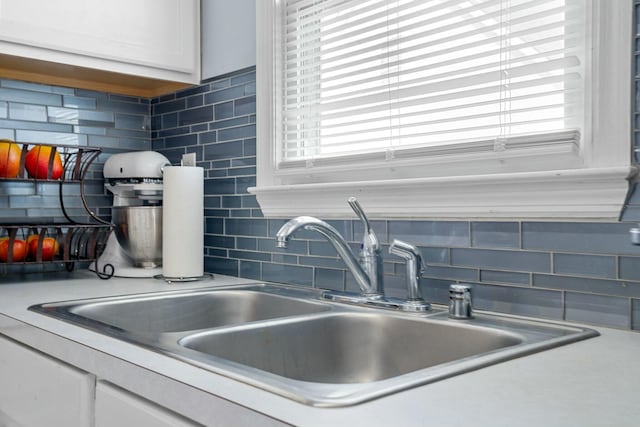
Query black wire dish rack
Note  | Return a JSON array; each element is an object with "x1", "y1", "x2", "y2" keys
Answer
[{"x1": 0, "y1": 142, "x2": 113, "y2": 279}]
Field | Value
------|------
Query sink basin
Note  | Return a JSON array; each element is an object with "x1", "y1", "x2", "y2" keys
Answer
[
  {"x1": 29, "y1": 283, "x2": 598, "y2": 407},
  {"x1": 180, "y1": 312, "x2": 523, "y2": 383},
  {"x1": 33, "y1": 285, "x2": 330, "y2": 334},
  {"x1": 65, "y1": 289, "x2": 330, "y2": 333}
]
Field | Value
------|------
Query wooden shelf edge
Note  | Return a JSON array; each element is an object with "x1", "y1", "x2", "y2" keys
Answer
[{"x1": 0, "y1": 54, "x2": 194, "y2": 98}]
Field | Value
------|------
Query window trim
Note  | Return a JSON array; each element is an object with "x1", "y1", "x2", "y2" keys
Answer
[{"x1": 250, "y1": 0, "x2": 636, "y2": 220}]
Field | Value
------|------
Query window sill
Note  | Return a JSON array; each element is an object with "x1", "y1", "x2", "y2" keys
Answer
[{"x1": 249, "y1": 166, "x2": 636, "y2": 220}]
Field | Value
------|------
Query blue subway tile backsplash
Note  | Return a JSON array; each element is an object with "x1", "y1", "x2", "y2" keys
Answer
[
  {"x1": 10, "y1": 103, "x2": 47, "y2": 122},
  {"x1": 472, "y1": 283, "x2": 564, "y2": 320},
  {"x1": 552, "y1": 253, "x2": 617, "y2": 279},
  {"x1": 471, "y1": 221, "x2": 520, "y2": 248},
  {"x1": 633, "y1": 299, "x2": 640, "y2": 329},
  {"x1": 145, "y1": 67, "x2": 640, "y2": 331},
  {"x1": 532, "y1": 274, "x2": 640, "y2": 299},
  {"x1": 565, "y1": 292, "x2": 631, "y2": 329},
  {"x1": 0, "y1": 87, "x2": 63, "y2": 106},
  {"x1": 619, "y1": 256, "x2": 640, "y2": 281},
  {"x1": 522, "y1": 222, "x2": 640, "y2": 256},
  {"x1": 388, "y1": 220, "x2": 469, "y2": 247},
  {"x1": 451, "y1": 248, "x2": 551, "y2": 272}
]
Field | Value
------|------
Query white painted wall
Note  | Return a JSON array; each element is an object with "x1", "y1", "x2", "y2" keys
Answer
[{"x1": 201, "y1": 0, "x2": 256, "y2": 80}]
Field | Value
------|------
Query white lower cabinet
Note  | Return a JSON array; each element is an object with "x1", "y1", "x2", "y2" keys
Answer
[
  {"x1": 0, "y1": 332, "x2": 277, "y2": 426},
  {"x1": 0, "y1": 335, "x2": 94, "y2": 427},
  {"x1": 95, "y1": 381, "x2": 201, "y2": 427}
]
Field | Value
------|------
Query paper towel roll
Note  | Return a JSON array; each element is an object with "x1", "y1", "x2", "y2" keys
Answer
[{"x1": 162, "y1": 166, "x2": 204, "y2": 279}]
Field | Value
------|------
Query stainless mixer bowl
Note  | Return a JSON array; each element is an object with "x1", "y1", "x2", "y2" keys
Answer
[{"x1": 112, "y1": 206, "x2": 162, "y2": 268}]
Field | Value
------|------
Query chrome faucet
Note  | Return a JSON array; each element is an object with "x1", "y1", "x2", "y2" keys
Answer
[
  {"x1": 276, "y1": 197, "x2": 431, "y2": 312},
  {"x1": 276, "y1": 198, "x2": 383, "y2": 298}
]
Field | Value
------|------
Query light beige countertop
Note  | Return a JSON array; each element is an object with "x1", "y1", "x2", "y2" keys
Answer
[{"x1": 0, "y1": 271, "x2": 638, "y2": 427}]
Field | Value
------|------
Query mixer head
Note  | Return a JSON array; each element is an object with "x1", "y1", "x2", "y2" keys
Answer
[{"x1": 103, "y1": 151, "x2": 171, "y2": 205}]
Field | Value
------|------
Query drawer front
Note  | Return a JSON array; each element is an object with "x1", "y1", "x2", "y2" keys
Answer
[{"x1": 0, "y1": 335, "x2": 94, "y2": 427}]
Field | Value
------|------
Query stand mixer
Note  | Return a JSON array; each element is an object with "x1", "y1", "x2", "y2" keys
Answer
[{"x1": 93, "y1": 151, "x2": 171, "y2": 278}]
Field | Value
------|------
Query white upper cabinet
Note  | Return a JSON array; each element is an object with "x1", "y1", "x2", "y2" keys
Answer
[
  {"x1": 0, "y1": 0, "x2": 200, "y2": 96},
  {"x1": 201, "y1": 0, "x2": 255, "y2": 80}
]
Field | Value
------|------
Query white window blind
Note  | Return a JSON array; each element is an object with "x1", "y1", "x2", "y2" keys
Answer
[{"x1": 278, "y1": 0, "x2": 585, "y2": 169}]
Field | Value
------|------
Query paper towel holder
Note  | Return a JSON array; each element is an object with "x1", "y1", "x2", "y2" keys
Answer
[{"x1": 162, "y1": 166, "x2": 205, "y2": 281}]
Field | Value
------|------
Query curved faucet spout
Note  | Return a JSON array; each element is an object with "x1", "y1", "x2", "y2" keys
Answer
[
  {"x1": 275, "y1": 216, "x2": 316, "y2": 248},
  {"x1": 276, "y1": 216, "x2": 379, "y2": 296}
]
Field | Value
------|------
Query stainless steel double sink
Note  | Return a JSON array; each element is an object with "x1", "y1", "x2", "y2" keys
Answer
[{"x1": 29, "y1": 283, "x2": 598, "y2": 407}]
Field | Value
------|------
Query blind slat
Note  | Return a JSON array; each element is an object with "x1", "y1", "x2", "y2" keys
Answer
[{"x1": 279, "y1": 131, "x2": 581, "y2": 169}]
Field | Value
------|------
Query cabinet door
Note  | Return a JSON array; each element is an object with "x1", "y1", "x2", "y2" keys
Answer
[
  {"x1": 0, "y1": 335, "x2": 94, "y2": 427},
  {"x1": 95, "y1": 381, "x2": 201, "y2": 427},
  {"x1": 0, "y1": 0, "x2": 199, "y2": 83}
]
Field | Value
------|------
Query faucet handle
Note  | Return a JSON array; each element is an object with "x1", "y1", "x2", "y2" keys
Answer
[
  {"x1": 348, "y1": 197, "x2": 381, "y2": 257},
  {"x1": 347, "y1": 197, "x2": 384, "y2": 296},
  {"x1": 348, "y1": 197, "x2": 372, "y2": 234}
]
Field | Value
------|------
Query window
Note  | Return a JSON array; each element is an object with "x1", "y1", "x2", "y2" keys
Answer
[{"x1": 252, "y1": 0, "x2": 634, "y2": 219}]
